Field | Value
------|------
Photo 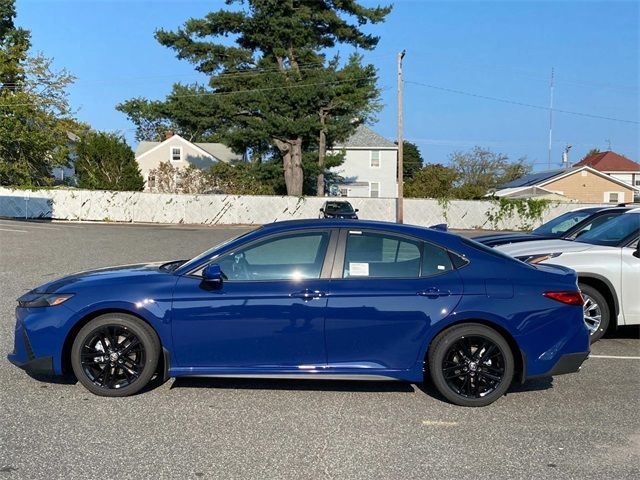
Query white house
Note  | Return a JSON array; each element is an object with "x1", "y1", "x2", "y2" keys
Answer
[
  {"x1": 329, "y1": 125, "x2": 398, "y2": 198},
  {"x1": 573, "y1": 151, "x2": 640, "y2": 189},
  {"x1": 135, "y1": 133, "x2": 243, "y2": 190}
]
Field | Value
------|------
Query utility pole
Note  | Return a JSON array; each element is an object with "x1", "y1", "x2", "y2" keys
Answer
[
  {"x1": 397, "y1": 50, "x2": 406, "y2": 224},
  {"x1": 548, "y1": 67, "x2": 554, "y2": 169}
]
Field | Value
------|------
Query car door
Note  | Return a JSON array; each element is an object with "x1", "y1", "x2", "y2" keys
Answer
[
  {"x1": 324, "y1": 229, "x2": 463, "y2": 371},
  {"x1": 620, "y1": 238, "x2": 640, "y2": 325},
  {"x1": 171, "y1": 229, "x2": 337, "y2": 368}
]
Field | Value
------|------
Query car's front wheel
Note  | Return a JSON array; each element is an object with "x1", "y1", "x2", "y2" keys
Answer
[
  {"x1": 579, "y1": 283, "x2": 610, "y2": 343},
  {"x1": 428, "y1": 323, "x2": 514, "y2": 407},
  {"x1": 71, "y1": 313, "x2": 160, "y2": 397}
]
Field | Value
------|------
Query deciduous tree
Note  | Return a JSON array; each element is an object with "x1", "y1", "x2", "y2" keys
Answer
[
  {"x1": 405, "y1": 163, "x2": 458, "y2": 199},
  {"x1": 0, "y1": 0, "x2": 80, "y2": 186}
]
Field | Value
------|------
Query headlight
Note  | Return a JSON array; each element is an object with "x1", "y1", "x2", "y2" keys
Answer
[
  {"x1": 18, "y1": 293, "x2": 74, "y2": 308},
  {"x1": 516, "y1": 252, "x2": 562, "y2": 264}
]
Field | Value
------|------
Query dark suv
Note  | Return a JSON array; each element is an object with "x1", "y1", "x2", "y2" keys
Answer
[
  {"x1": 319, "y1": 201, "x2": 359, "y2": 219},
  {"x1": 475, "y1": 205, "x2": 632, "y2": 247}
]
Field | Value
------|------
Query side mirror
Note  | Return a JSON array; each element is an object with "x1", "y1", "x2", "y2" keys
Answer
[
  {"x1": 634, "y1": 241, "x2": 640, "y2": 259},
  {"x1": 355, "y1": 209, "x2": 359, "y2": 212},
  {"x1": 202, "y1": 263, "x2": 223, "y2": 284},
  {"x1": 319, "y1": 208, "x2": 324, "y2": 213}
]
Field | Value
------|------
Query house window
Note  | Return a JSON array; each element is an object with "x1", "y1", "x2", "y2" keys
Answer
[
  {"x1": 604, "y1": 192, "x2": 623, "y2": 203},
  {"x1": 170, "y1": 146, "x2": 182, "y2": 162},
  {"x1": 635, "y1": 180, "x2": 640, "y2": 186},
  {"x1": 339, "y1": 187, "x2": 348, "y2": 197},
  {"x1": 147, "y1": 173, "x2": 156, "y2": 189},
  {"x1": 370, "y1": 182, "x2": 380, "y2": 198},
  {"x1": 370, "y1": 150, "x2": 380, "y2": 168}
]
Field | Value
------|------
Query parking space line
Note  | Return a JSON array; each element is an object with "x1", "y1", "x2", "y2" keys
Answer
[
  {"x1": 590, "y1": 355, "x2": 640, "y2": 360},
  {"x1": 0, "y1": 222, "x2": 59, "y2": 230},
  {"x1": 0, "y1": 227, "x2": 28, "y2": 233}
]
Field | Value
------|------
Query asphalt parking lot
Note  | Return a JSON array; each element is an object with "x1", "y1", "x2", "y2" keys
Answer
[{"x1": 1, "y1": 219, "x2": 639, "y2": 479}]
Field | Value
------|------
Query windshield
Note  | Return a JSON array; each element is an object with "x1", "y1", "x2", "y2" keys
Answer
[
  {"x1": 575, "y1": 213, "x2": 640, "y2": 246},
  {"x1": 532, "y1": 210, "x2": 595, "y2": 236},
  {"x1": 325, "y1": 202, "x2": 355, "y2": 214},
  {"x1": 177, "y1": 228, "x2": 258, "y2": 272}
]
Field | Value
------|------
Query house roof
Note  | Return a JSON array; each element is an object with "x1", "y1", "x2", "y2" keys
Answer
[
  {"x1": 496, "y1": 166, "x2": 640, "y2": 194},
  {"x1": 135, "y1": 135, "x2": 242, "y2": 163},
  {"x1": 573, "y1": 151, "x2": 640, "y2": 172},
  {"x1": 498, "y1": 169, "x2": 565, "y2": 189},
  {"x1": 335, "y1": 125, "x2": 397, "y2": 149}
]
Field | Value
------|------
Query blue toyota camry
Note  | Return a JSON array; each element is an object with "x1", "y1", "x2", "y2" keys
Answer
[{"x1": 8, "y1": 219, "x2": 589, "y2": 406}]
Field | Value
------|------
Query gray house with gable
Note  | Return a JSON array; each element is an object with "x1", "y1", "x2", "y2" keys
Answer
[{"x1": 330, "y1": 125, "x2": 398, "y2": 198}]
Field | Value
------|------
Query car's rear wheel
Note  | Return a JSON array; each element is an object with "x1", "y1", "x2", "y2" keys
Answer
[
  {"x1": 428, "y1": 323, "x2": 514, "y2": 407},
  {"x1": 579, "y1": 283, "x2": 610, "y2": 343},
  {"x1": 71, "y1": 313, "x2": 160, "y2": 397}
]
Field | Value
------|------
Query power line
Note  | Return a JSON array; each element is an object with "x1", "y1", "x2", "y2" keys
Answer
[
  {"x1": 405, "y1": 80, "x2": 639, "y2": 125},
  {"x1": 0, "y1": 76, "x2": 376, "y2": 108},
  {"x1": 0, "y1": 53, "x2": 395, "y2": 88}
]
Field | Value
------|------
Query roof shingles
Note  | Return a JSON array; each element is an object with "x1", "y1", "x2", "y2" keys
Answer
[{"x1": 574, "y1": 151, "x2": 640, "y2": 172}]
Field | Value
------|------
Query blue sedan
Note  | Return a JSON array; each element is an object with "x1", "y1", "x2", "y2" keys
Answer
[{"x1": 8, "y1": 220, "x2": 589, "y2": 406}]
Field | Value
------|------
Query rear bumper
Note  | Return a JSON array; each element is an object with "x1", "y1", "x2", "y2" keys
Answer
[{"x1": 547, "y1": 351, "x2": 589, "y2": 376}]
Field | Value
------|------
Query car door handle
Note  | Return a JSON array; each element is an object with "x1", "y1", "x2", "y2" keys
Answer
[
  {"x1": 417, "y1": 288, "x2": 451, "y2": 298},
  {"x1": 290, "y1": 289, "x2": 326, "y2": 300}
]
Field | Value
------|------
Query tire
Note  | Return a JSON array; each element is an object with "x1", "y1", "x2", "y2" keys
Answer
[
  {"x1": 71, "y1": 313, "x2": 160, "y2": 397},
  {"x1": 428, "y1": 323, "x2": 514, "y2": 407},
  {"x1": 579, "y1": 283, "x2": 610, "y2": 343}
]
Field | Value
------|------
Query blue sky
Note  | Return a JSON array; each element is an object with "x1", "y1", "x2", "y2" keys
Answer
[{"x1": 17, "y1": 0, "x2": 639, "y2": 170}]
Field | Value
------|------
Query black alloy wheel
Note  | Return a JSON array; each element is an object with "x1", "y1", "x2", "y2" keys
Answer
[
  {"x1": 428, "y1": 323, "x2": 514, "y2": 407},
  {"x1": 71, "y1": 313, "x2": 160, "y2": 397}
]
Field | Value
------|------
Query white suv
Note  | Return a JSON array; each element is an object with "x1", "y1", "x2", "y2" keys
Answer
[{"x1": 497, "y1": 209, "x2": 640, "y2": 342}]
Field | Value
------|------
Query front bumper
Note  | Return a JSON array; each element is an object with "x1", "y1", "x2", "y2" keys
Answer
[
  {"x1": 7, "y1": 316, "x2": 55, "y2": 376},
  {"x1": 7, "y1": 353, "x2": 54, "y2": 376}
]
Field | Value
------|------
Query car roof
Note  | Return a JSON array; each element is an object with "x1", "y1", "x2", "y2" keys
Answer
[
  {"x1": 259, "y1": 218, "x2": 447, "y2": 238},
  {"x1": 572, "y1": 205, "x2": 633, "y2": 214}
]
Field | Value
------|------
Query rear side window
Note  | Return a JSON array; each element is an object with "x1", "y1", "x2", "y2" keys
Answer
[
  {"x1": 343, "y1": 231, "x2": 421, "y2": 278},
  {"x1": 422, "y1": 242, "x2": 454, "y2": 277}
]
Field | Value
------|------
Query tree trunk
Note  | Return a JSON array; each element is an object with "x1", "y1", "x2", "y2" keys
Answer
[
  {"x1": 317, "y1": 127, "x2": 327, "y2": 196},
  {"x1": 274, "y1": 137, "x2": 304, "y2": 196}
]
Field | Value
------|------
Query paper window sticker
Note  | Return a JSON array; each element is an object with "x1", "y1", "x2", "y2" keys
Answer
[{"x1": 349, "y1": 262, "x2": 369, "y2": 276}]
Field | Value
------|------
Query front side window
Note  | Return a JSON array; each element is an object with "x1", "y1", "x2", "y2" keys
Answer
[
  {"x1": 532, "y1": 210, "x2": 594, "y2": 236},
  {"x1": 576, "y1": 213, "x2": 640, "y2": 246},
  {"x1": 570, "y1": 213, "x2": 621, "y2": 239},
  {"x1": 343, "y1": 231, "x2": 421, "y2": 278},
  {"x1": 217, "y1": 231, "x2": 330, "y2": 281}
]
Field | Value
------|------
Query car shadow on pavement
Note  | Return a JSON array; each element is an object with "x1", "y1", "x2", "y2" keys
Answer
[
  {"x1": 415, "y1": 376, "x2": 554, "y2": 403},
  {"x1": 170, "y1": 377, "x2": 416, "y2": 393},
  {"x1": 26, "y1": 372, "x2": 77, "y2": 385}
]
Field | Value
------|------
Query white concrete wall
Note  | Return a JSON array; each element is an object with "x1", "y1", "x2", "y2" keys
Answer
[
  {"x1": 0, "y1": 187, "x2": 613, "y2": 230},
  {"x1": 330, "y1": 148, "x2": 398, "y2": 198}
]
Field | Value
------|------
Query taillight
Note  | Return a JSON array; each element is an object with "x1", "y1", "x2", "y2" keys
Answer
[{"x1": 543, "y1": 291, "x2": 584, "y2": 306}]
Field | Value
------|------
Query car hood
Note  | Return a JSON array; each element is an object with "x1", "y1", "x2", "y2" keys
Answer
[
  {"x1": 31, "y1": 262, "x2": 173, "y2": 294},
  {"x1": 496, "y1": 239, "x2": 594, "y2": 257},
  {"x1": 472, "y1": 232, "x2": 552, "y2": 246}
]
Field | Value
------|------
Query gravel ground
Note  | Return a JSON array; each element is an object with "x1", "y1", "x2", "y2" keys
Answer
[{"x1": 1, "y1": 219, "x2": 638, "y2": 480}]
